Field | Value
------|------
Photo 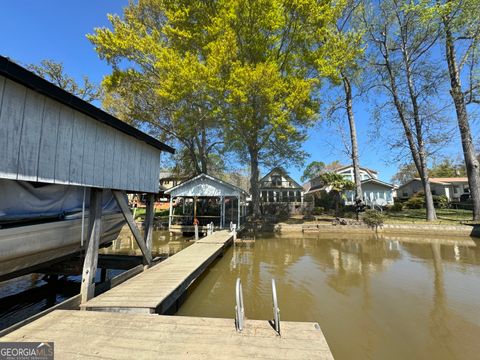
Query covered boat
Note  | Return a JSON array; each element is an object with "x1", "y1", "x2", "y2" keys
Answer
[{"x1": 0, "y1": 56, "x2": 175, "y2": 282}]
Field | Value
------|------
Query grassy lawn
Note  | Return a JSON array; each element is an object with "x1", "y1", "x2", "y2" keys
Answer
[
  {"x1": 284, "y1": 209, "x2": 475, "y2": 225},
  {"x1": 383, "y1": 208, "x2": 474, "y2": 225}
]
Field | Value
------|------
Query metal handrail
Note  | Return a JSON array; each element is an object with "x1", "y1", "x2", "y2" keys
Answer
[
  {"x1": 235, "y1": 278, "x2": 245, "y2": 331},
  {"x1": 271, "y1": 279, "x2": 281, "y2": 335}
]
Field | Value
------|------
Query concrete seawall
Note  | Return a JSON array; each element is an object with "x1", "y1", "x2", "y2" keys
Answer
[{"x1": 275, "y1": 223, "x2": 480, "y2": 237}]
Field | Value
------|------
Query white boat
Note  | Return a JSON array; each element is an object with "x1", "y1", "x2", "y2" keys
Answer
[{"x1": 0, "y1": 180, "x2": 125, "y2": 280}]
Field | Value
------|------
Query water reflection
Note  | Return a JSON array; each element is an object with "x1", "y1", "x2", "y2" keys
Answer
[{"x1": 177, "y1": 233, "x2": 480, "y2": 360}]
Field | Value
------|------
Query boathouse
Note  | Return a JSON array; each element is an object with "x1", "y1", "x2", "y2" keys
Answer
[
  {"x1": 164, "y1": 173, "x2": 249, "y2": 234},
  {"x1": 0, "y1": 56, "x2": 174, "y2": 301}
]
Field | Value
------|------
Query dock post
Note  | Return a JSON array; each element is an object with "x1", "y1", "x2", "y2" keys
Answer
[
  {"x1": 81, "y1": 187, "x2": 103, "y2": 304},
  {"x1": 194, "y1": 224, "x2": 199, "y2": 240},
  {"x1": 168, "y1": 196, "x2": 173, "y2": 230},
  {"x1": 237, "y1": 195, "x2": 241, "y2": 229},
  {"x1": 113, "y1": 190, "x2": 152, "y2": 265},
  {"x1": 144, "y1": 193, "x2": 155, "y2": 254}
]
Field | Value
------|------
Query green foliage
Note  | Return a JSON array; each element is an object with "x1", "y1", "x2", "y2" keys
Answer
[
  {"x1": 312, "y1": 207, "x2": 325, "y2": 215},
  {"x1": 362, "y1": 209, "x2": 385, "y2": 229},
  {"x1": 88, "y1": 0, "x2": 227, "y2": 175},
  {"x1": 429, "y1": 158, "x2": 466, "y2": 177},
  {"x1": 388, "y1": 202, "x2": 404, "y2": 212},
  {"x1": 433, "y1": 195, "x2": 449, "y2": 209},
  {"x1": 88, "y1": 0, "x2": 358, "y2": 216},
  {"x1": 301, "y1": 161, "x2": 325, "y2": 182},
  {"x1": 28, "y1": 60, "x2": 100, "y2": 102},
  {"x1": 319, "y1": 172, "x2": 355, "y2": 192},
  {"x1": 404, "y1": 195, "x2": 425, "y2": 209}
]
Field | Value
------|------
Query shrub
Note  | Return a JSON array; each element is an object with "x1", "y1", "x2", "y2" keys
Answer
[
  {"x1": 312, "y1": 207, "x2": 325, "y2": 215},
  {"x1": 404, "y1": 196, "x2": 424, "y2": 209},
  {"x1": 433, "y1": 195, "x2": 449, "y2": 209},
  {"x1": 388, "y1": 202, "x2": 403, "y2": 212},
  {"x1": 362, "y1": 209, "x2": 385, "y2": 229}
]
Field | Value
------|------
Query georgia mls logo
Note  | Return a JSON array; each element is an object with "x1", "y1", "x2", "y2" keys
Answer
[{"x1": 0, "y1": 342, "x2": 54, "y2": 360}]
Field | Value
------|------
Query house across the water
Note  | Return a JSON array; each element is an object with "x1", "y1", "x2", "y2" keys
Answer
[
  {"x1": 305, "y1": 164, "x2": 396, "y2": 207},
  {"x1": 397, "y1": 177, "x2": 470, "y2": 202},
  {"x1": 259, "y1": 167, "x2": 305, "y2": 214}
]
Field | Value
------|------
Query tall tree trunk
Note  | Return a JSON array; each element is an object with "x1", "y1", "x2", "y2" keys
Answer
[
  {"x1": 443, "y1": 14, "x2": 480, "y2": 221},
  {"x1": 249, "y1": 146, "x2": 260, "y2": 219},
  {"x1": 342, "y1": 74, "x2": 363, "y2": 201},
  {"x1": 382, "y1": 34, "x2": 437, "y2": 220},
  {"x1": 400, "y1": 32, "x2": 437, "y2": 221}
]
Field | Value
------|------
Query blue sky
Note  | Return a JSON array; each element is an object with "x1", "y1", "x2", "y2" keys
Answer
[{"x1": 1, "y1": 1, "x2": 474, "y2": 184}]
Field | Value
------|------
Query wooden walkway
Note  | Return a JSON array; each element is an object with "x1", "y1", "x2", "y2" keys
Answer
[
  {"x1": 81, "y1": 230, "x2": 233, "y2": 314},
  {"x1": 1, "y1": 310, "x2": 334, "y2": 359}
]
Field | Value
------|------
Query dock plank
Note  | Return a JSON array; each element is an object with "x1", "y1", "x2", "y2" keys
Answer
[
  {"x1": 81, "y1": 230, "x2": 233, "y2": 313},
  {"x1": 1, "y1": 310, "x2": 333, "y2": 359}
]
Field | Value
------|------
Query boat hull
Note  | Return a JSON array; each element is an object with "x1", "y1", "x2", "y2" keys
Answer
[{"x1": 0, "y1": 213, "x2": 125, "y2": 280}]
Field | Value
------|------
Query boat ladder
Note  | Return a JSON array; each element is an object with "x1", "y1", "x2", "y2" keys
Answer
[{"x1": 234, "y1": 278, "x2": 281, "y2": 336}]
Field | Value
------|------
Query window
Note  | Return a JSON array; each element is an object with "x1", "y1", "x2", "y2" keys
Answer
[
  {"x1": 402, "y1": 191, "x2": 408, "y2": 197},
  {"x1": 431, "y1": 190, "x2": 436, "y2": 195},
  {"x1": 454, "y1": 186, "x2": 460, "y2": 194},
  {"x1": 268, "y1": 191, "x2": 274, "y2": 202},
  {"x1": 271, "y1": 175, "x2": 282, "y2": 187}
]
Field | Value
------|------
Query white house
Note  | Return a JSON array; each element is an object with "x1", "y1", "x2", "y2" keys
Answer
[
  {"x1": 305, "y1": 165, "x2": 396, "y2": 206},
  {"x1": 397, "y1": 177, "x2": 469, "y2": 201}
]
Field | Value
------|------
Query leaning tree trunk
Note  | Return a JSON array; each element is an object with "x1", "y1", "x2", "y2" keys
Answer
[
  {"x1": 249, "y1": 146, "x2": 261, "y2": 219},
  {"x1": 443, "y1": 16, "x2": 480, "y2": 221},
  {"x1": 382, "y1": 37, "x2": 436, "y2": 220},
  {"x1": 342, "y1": 74, "x2": 363, "y2": 201},
  {"x1": 401, "y1": 41, "x2": 437, "y2": 221}
]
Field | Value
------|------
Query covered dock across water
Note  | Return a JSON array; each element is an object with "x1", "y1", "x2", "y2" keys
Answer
[{"x1": 165, "y1": 173, "x2": 249, "y2": 234}]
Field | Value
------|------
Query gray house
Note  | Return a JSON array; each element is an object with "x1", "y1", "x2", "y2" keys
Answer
[{"x1": 397, "y1": 177, "x2": 469, "y2": 201}]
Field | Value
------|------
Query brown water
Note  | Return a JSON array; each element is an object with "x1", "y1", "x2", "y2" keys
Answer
[{"x1": 176, "y1": 233, "x2": 480, "y2": 360}]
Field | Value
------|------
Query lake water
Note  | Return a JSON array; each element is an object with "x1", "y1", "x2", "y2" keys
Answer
[{"x1": 176, "y1": 233, "x2": 480, "y2": 360}]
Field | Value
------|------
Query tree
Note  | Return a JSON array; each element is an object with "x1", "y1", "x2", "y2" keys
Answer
[
  {"x1": 301, "y1": 161, "x2": 325, "y2": 182},
  {"x1": 209, "y1": 0, "x2": 349, "y2": 218},
  {"x1": 88, "y1": 1, "x2": 225, "y2": 177},
  {"x1": 364, "y1": 0, "x2": 445, "y2": 221},
  {"x1": 429, "y1": 158, "x2": 466, "y2": 177},
  {"x1": 320, "y1": 172, "x2": 355, "y2": 212},
  {"x1": 391, "y1": 163, "x2": 420, "y2": 185},
  {"x1": 28, "y1": 59, "x2": 100, "y2": 102},
  {"x1": 322, "y1": 0, "x2": 365, "y2": 201},
  {"x1": 413, "y1": 0, "x2": 480, "y2": 220}
]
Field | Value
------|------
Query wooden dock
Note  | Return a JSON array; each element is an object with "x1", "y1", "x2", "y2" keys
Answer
[
  {"x1": 1, "y1": 310, "x2": 334, "y2": 359},
  {"x1": 81, "y1": 230, "x2": 233, "y2": 313}
]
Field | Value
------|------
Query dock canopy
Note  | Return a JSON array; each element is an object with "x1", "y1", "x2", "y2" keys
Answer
[
  {"x1": 165, "y1": 173, "x2": 249, "y2": 233},
  {"x1": 0, "y1": 56, "x2": 174, "y2": 193}
]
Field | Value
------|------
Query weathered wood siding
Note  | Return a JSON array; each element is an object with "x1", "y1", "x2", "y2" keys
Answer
[{"x1": 0, "y1": 75, "x2": 161, "y2": 192}]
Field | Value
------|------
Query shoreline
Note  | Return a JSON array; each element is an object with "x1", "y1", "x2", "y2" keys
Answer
[{"x1": 274, "y1": 222, "x2": 480, "y2": 238}]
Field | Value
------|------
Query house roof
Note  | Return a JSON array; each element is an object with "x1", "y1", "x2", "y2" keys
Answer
[
  {"x1": 334, "y1": 164, "x2": 378, "y2": 175},
  {"x1": 164, "y1": 173, "x2": 249, "y2": 197},
  {"x1": 0, "y1": 56, "x2": 174, "y2": 154},
  {"x1": 398, "y1": 177, "x2": 469, "y2": 189},
  {"x1": 429, "y1": 177, "x2": 468, "y2": 183},
  {"x1": 361, "y1": 178, "x2": 395, "y2": 189},
  {"x1": 259, "y1": 167, "x2": 303, "y2": 189}
]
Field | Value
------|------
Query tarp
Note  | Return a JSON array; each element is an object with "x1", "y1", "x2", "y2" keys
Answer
[{"x1": 0, "y1": 179, "x2": 120, "y2": 223}]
